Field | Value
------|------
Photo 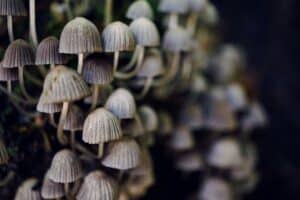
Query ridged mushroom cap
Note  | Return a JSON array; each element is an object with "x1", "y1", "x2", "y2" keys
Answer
[
  {"x1": 0, "y1": 66, "x2": 18, "y2": 81},
  {"x1": 207, "y1": 138, "x2": 243, "y2": 169},
  {"x1": 187, "y1": 0, "x2": 207, "y2": 12},
  {"x1": 40, "y1": 65, "x2": 91, "y2": 104},
  {"x1": 59, "y1": 17, "x2": 102, "y2": 54},
  {"x1": 179, "y1": 103, "x2": 204, "y2": 130},
  {"x1": 139, "y1": 105, "x2": 158, "y2": 133},
  {"x1": 163, "y1": 27, "x2": 192, "y2": 52},
  {"x1": 36, "y1": 36, "x2": 68, "y2": 65},
  {"x1": 15, "y1": 178, "x2": 41, "y2": 200},
  {"x1": 198, "y1": 178, "x2": 232, "y2": 200},
  {"x1": 83, "y1": 108, "x2": 122, "y2": 144},
  {"x1": 137, "y1": 51, "x2": 165, "y2": 78},
  {"x1": 82, "y1": 54, "x2": 113, "y2": 85},
  {"x1": 0, "y1": 0, "x2": 27, "y2": 16},
  {"x1": 41, "y1": 171, "x2": 65, "y2": 199},
  {"x1": 105, "y1": 88, "x2": 136, "y2": 119},
  {"x1": 169, "y1": 125, "x2": 195, "y2": 151},
  {"x1": 2, "y1": 39, "x2": 35, "y2": 68},
  {"x1": 76, "y1": 171, "x2": 118, "y2": 200},
  {"x1": 48, "y1": 149, "x2": 83, "y2": 183},
  {"x1": 36, "y1": 100, "x2": 62, "y2": 114},
  {"x1": 0, "y1": 139, "x2": 9, "y2": 165},
  {"x1": 175, "y1": 151, "x2": 204, "y2": 172},
  {"x1": 126, "y1": 0, "x2": 153, "y2": 20},
  {"x1": 159, "y1": 0, "x2": 189, "y2": 14},
  {"x1": 102, "y1": 21, "x2": 136, "y2": 52},
  {"x1": 102, "y1": 138, "x2": 141, "y2": 170},
  {"x1": 63, "y1": 105, "x2": 85, "y2": 131},
  {"x1": 129, "y1": 18, "x2": 160, "y2": 47}
]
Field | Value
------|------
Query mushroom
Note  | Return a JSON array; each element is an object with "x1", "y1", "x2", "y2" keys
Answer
[
  {"x1": 41, "y1": 171, "x2": 65, "y2": 200},
  {"x1": 0, "y1": 63, "x2": 18, "y2": 94},
  {"x1": 157, "y1": 111, "x2": 173, "y2": 136},
  {"x1": 168, "y1": 125, "x2": 195, "y2": 151},
  {"x1": 29, "y1": 0, "x2": 38, "y2": 46},
  {"x1": 0, "y1": 0, "x2": 27, "y2": 42},
  {"x1": 76, "y1": 171, "x2": 118, "y2": 200},
  {"x1": 186, "y1": 0, "x2": 207, "y2": 34},
  {"x1": 102, "y1": 21, "x2": 135, "y2": 74},
  {"x1": 15, "y1": 178, "x2": 41, "y2": 200},
  {"x1": 48, "y1": 149, "x2": 83, "y2": 198},
  {"x1": 198, "y1": 178, "x2": 233, "y2": 200},
  {"x1": 82, "y1": 108, "x2": 122, "y2": 158},
  {"x1": 175, "y1": 151, "x2": 204, "y2": 172},
  {"x1": 40, "y1": 66, "x2": 91, "y2": 144},
  {"x1": 59, "y1": 17, "x2": 102, "y2": 74},
  {"x1": 2, "y1": 39, "x2": 35, "y2": 100},
  {"x1": 179, "y1": 102, "x2": 204, "y2": 130},
  {"x1": 126, "y1": 0, "x2": 153, "y2": 20},
  {"x1": 0, "y1": 138, "x2": 9, "y2": 165},
  {"x1": 37, "y1": 97, "x2": 62, "y2": 127},
  {"x1": 225, "y1": 83, "x2": 248, "y2": 112},
  {"x1": 138, "y1": 105, "x2": 158, "y2": 146},
  {"x1": 82, "y1": 54, "x2": 114, "y2": 110}
]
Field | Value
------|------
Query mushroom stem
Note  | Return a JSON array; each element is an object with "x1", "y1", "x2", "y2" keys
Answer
[
  {"x1": 7, "y1": 81, "x2": 12, "y2": 94},
  {"x1": 77, "y1": 53, "x2": 84, "y2": 74},
  {"x1": 57, "y1": 102, "x2": 69, "y2": 145},
  {"x1": 136, "y1": 77, "x2": 153, "y2": 100},
  {"x1": 113, "y1": 51, "x2": 120, "y2": 74},
  {"x1": 186, "y1": 13, "x2": 198, "y2": 35},
  {"x1": 70, "y1": 130, "x2": 76, "y2": 151},
  {"x1": 122, "y1": 47, "x2": 138, "y2": 72},
  {"x1": 98, "y1": 142, "x2": 104, "y2": 158},
  {"x1": 29, "y1": 0, "x2": 38, "y2": 46},
  {"x1": 90, "y1": 85, "x2": 100, "y2": 111},
  {"x1": 50, "y1": 63, "x2": 55, "y2": 69},
  {"x1": 49, "y1": 113, "x2": 57, "y2": 127},
  {"x1": 7, "y1": 15, "x2": 14, "y2": 42},
  {"x1": 18, "y1": 66, "x2": 35, "y2": 100},
  {"x1": 105, "y1": 0, "x2": 113, "y2": 25},
  {"x1": 115, "y1": 45, "x2": 145, "y2": 79},
  {"x1": 64, "y1": 183, "x2": 70, "y2": 200},
  {"x1": 169, "y1": 13, "x2": 178, "y2": 29}
]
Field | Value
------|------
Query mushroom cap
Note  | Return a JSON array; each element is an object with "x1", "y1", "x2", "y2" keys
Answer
[
  {"x1": 82, "y1": 54, "x2": 114, "y2": 85},
  {"x1": 48, "y1": 149, "x2": 83, "y2": 183},
  {"x1": 163, "y1": 27, "x2": 192, "y2": 52},
  {"x1": 2, "y1": 39, "x2": 35, "y2": 68},
  {"x1": 102, "y1": 138, "x2": 141, "y2": 170},
  {"x1": 138, "y1": 105, "x2": 158, "y2": 133},
  {"x1": 0, "y1": 139, "x2": 9, "y2": 165},
  {"x1": 37, "y1": 99, "x2": 62, "y2": 114},
  {"x1": 76, "y1": 171, "x2": 118, "y2": 200},
  {"x1": 82, "y1": 108, "x2": 122, "y2": 144},
  {"x1": 0, "y1": 0, "x2": 27, "y2": 16},
  {"x1": 159, "y1": 0, "x2": 189, "y2": 14},
  {"x1": 64, "y1": 105, "x2": 85, "y2": 131},
  {"x1": 187, "y1": 0, "x2": 207, "y2": 12},
  {"x1": 41, "y1": 171, "x2": 65, "y2": 199},
  {"x1": 199, "y1": 2, "x2": 219, "y2": 26},
  {"x1": 242, "y1": 102, "x2": 268, "y2": 132},
  {"x1": 15, "y1": 178, "x2": 41, "y2": 200},
  {"x1": 129, "y1": 18, "x2": 160, "y2": 47},
  {"x1": 169, "y1": 125, "x2": 195, "y2": 151},
  {"x1": 59, "y1": 17, "x2": 102, "y2": 54},
  {"x1": 225, "y1": 83, "x2": 247, "y2": 111},
  {"x1": 179, "y1": 103, "x2": 204, "y2": 130},
  {"x1": 102, "y1": 21, "x2": 136, "y2": 52},
  {"x1": 198, "y1": 178, "x2": 233, "y2": 200},
  {"x1": 137, "y1": 50, "x2": 165, "y2": 78},
  {"x1": 175, "y1": 151, "x2": 204, "y2": 172},
  {"x1": 157, "y1": 111, "x2": 173, "y2": 135},
  {"x1": 40, "y1": 65, "x2": 91, "y2": 104},
  {"x1": 36, "y1": 36, "x2": 68, "y2": 65},
  {"x1": 129, "y1": 148, "x2": 153, "y2": 177},
  {"x1": 0, "y1": 65, "x2": 18, "y2": 81},
  {"x1": 126, "y1": 0, "x2": 153, "y2": 20},
  {"x1": 105, "y1": 88, "x2": 136, "y2": 119}
]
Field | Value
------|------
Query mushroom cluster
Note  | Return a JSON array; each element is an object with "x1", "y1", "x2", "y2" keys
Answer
[{"x1": 0, "y1": 0, "x2": 267, "y2": 199}]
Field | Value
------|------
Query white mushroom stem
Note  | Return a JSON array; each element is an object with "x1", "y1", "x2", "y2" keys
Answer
[
  {"x1": 90, "y1": 85, "x2": 100, "y2": 111},
  {"x1": 122, "y1": 47, "x2": 138, "y2": 72},
  {"x1": 113, "y1": 51, "x2": 120, "y2": 74},
  {"x1": 64, "y1": 183, "x2": 71, "y2": 200},
  {"x1": 115, "y1": 45, "x2": 145, "y2": 79},
  {"x1": 169, "y1": 13, "x2": 178, "y2": 29},
  {"x1": 136, "y1": 77, "x2": 153, "y2": 100},
  {"x1": 29, "y1": 0, "x2": 38, "y2": 46},
  {"x1": 77, "y1": 53, "x2": 84, "y2": 74},
  {"x1": 98, "y1": 142, "x2": 104, "y2": 158},
  {"x1": 18, "y1": 66, "x2": 35, "y2": 100},
  {"x1": 7, "y1": 16, "x2": 14, "y2": 42},
  {"x1": 105, "y1": 0, "x2": 113, "y2": 25},
  {"x1": 57, "y1": 102, "x2": 69, "y2": 145},
  {"x1": 7, "y1": 81, "x2": 12, "y2": 94}
]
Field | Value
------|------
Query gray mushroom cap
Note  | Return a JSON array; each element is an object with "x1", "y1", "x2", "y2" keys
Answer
[
  {"x1": 139, "y1": 105, "x2": 159, "y2": 133},
  {"x1": 163, "y1": 27, "x2": 192, "y2": 52},
  {"x1": 126, "y1": 0, "x2": 153, "y2": 20},
  {"x1": 168, "y1": 125, "x2": 195, "y2": 151},
  {"x1": 37, "y1": 98, "x2": 62, "y2": 114},
  {"x1": 14, "y1": 178, "x2": 41, "y2": 200},
  {"x1": 187, "y1": 0, "x2": 207, "y2": 12},
  {"x1": 41, "y1": 171, "x2": 65, "y2": 199},
  {"x1": 0, "y1": 0, "x2": 27, "y2": 16},
  {"x1": 159, "y1": 0, "x2": 189, "y2": 14},
  {"x1": 137, "y1": 50, "x2": 165, "y2": 78},
  {"x1": 0, "y1": 65, "x2": 18, "y2": 81}
]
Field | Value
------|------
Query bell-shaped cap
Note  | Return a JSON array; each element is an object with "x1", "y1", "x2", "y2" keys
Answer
[
  {"x1": 0, "y1": 65, "x2": 18, "y2": 81},
  {"x1": 198, "y1": 178, "x2": 233, "y2": 200},
  {"x1": 83, "y1": 108, "x2": 122, "y2": 144},
  {"x1": 76, "y1": 171, "x2": 118, "y2": 200},
  {"x1": 139, "y1": 105, "x2": 158, "y2": 133},
  {"x1": 169, "y1": 125, "x2": 195, "y2": 151},
  {"x1": 159, "y1": 0, "x2": 189, "y2": 14},
  {"x1": 129, "y1": 18, "x2": 160, "y2": 47},
  {"x1": 163, "y1": 27, "x2": 191, "y2": 52},
  {"x1": 0, "y1": 139, "x2": 9, "y2": 165},
  {"x1": 102, "y1": 138, "x2": 141, "y2": 170},
  {"x1": 137, "y1": 50, "x2": 165, "y2": 78},
  {"x1": 188, "y1": 0, "x2": 207, "y2": 12},
  {"x1": 126, "y1": 0, "x2": 153, "y2": 20},
  {"x1": 36, "y1": 36, "x2": 68, "y2": 65},
  {"x1": 105, "y1": 88, "x2": 136, "y2": 119},
  {"x1": 41, "y1": 171, "x2": 65, "y2": 199},
  {"x1": 40, "y1": 65, "x2": 91, "y2": 104},
  {"x1": 129, "y1": 148, "x2": 153, "y2": 177},
  {"x1": 102, "y1": 21, "x2": 135, "y2": 52},
  {"x1": 59, "y1": 17, "x2": 102, "y2": 54},
  {"x1": 37, "y1": 98, "x2": 62, "y2": 114},
  {"x1": 15, "y1": 178, "x2": 41, "y2": 200},
  {"x1": 2, "y1": 39, "x2": 35, "y2": 68},
  {"x1": 48, "y1": 149, "x2": 83, "y2": 183},
  {"x1": 64, "y1": 105, "x2": 84, "y2": 131},
  {"x1": 179, "y1": 103, "x2": 204, "y2": 130},
  {"x1": 207, "y1": 138, "x2": 243, "y2": 169},
  {"x1": 199, "y1": 2, "x2": 219, "y2": 26},
  {"x1": 82, "y1": 54, "x2": 113, "y2": 85},
  {"x1": 0, "y1": 0, "x2": 26, "y2": 16},
  {"x1": 225, "y1": 83, "x2": 248, "y2": 111},
  {"x1": 175, "y1": 151, "x2": 204, "y2": 172}
]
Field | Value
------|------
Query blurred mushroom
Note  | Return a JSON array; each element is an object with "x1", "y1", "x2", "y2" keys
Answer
[
  {"x1": 168, "y1": 125, "x2": 195, "y2": 151},
  {"x1": 198, "y1": 178, "x2": 233, "y2": 200},
  {"x1": 186, "y1": 0, "x2": 207, "y2": 34},
  {"x1": 15, "y1": 178, "x2": 41, "y2": 200},
  {"x1": 138, "y1": 105, "x2": 158, "y2": 146},
  {"x1": 159, "y1": 0, "x2": 188, "y2": 28},
  {"x1": 175, "y1": 151, "x2": 204, "y2": 173},
  {"x1": 126, "y1": 0, "x2": 153, "y2": 20},
  {"x1": 157, "y1": 111, "x2": 173, "y2": 136}
]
